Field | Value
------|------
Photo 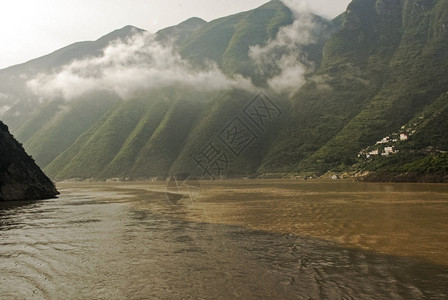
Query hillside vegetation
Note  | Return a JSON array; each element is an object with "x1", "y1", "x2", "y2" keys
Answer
[{"x1": 0, "y1": 0, "x2": 447, "y2": 182}]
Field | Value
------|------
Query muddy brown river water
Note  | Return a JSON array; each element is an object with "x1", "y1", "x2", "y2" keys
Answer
[{"x1": 1, "y1": 180, "x2": 447, "y2": 299}]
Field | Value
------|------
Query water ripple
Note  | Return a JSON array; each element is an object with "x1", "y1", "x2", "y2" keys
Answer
[{"x1": 0, "y1": 184, "x2": 447, "y2": 299}]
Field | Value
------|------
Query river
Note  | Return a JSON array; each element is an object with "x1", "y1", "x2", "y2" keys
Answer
[{"x1": 1, "y1": 180, "x2": 447, "y2": 299}]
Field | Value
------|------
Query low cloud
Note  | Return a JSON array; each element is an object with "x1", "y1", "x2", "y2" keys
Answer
[
  {"x1": 27, "y1": 33, "x2": 254, "y2": 101},
  {"x1": 309, "y1": 75, "x2": 333, "y2": 92},
  {"x1": 0, "y1": 105, "x2": 11, "y2": 116},
  {"x1": 27, "y1": 0, "x2": 322, "y2": 101},
  {"x1": 249, "y1": 0, "x2": 317, "y2": 96},
  {"x1": 0, "y1": 93, "x2": 11, "y2": 116}
]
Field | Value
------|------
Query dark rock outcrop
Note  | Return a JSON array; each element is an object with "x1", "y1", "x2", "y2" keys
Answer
[{"x1": 0, "y1": 121, "x2": 58, "y2": 201}]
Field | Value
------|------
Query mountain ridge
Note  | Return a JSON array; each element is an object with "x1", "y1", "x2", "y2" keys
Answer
[{"x1": 1, "y1": 0, "x2": 447, "y2": 182}]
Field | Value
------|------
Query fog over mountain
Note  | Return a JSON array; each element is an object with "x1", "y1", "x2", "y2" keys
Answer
[
  {"x1": 27, "y1": 32, "x2": 255, "y2": 100},
  {"x1": 25, "y1": 0, "x2": 318, "y2": 101},
  {"x1": 0, "y1": 0, "x2": 447, "y2": 182}
]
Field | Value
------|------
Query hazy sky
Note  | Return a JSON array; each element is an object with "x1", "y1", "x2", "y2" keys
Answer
[{"x1": 0, "y1": 0, "x2": 351, "y2": 69}]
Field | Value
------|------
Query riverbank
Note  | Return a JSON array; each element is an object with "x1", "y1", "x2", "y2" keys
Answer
[{"x1": 54, "y1": 169, "x2": 448, "y2": 184}]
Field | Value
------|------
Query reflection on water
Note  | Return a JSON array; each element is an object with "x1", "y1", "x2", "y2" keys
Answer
[{"x1": 1, "y1": 180, "x2": 447, "y2": 299}]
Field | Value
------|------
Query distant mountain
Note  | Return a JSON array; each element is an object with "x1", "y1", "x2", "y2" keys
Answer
[
  {"x1": 0, "y1": 121, "x2": 58, "y2": 201},
  {"x1": 156, "y1": 17, "x2": 207, "y2": 47},
  {"x1": 1, "y1": 0, "x2": 447, "y2": 182},
  {"x1": 262, "y1": 0, "x2": 448, "y2": 180},
  {"x1": 0, "y1": 25, "x2": 145, "y2": 130},
  {"x1": 1, "y1": 0, "x2": 332, "y2": 181}
]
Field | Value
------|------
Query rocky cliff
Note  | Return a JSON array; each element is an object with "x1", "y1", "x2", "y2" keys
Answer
[{"x1": 0, "y1": 121, "x2": 58, "y2": 201}]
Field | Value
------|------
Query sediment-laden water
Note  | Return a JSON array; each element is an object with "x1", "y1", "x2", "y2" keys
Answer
[{"x1": 1, "y1": 180, "x2": 447, "y2": 299}]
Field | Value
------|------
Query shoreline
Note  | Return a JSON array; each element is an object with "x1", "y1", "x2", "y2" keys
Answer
[{"x1": 54, "y1": 171, "x2": 448, "y2": 184}]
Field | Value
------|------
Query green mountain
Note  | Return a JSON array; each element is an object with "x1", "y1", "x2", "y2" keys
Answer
[
  {"x1": 262, "y1": 0, "x2": 448, "y2": 180},
  {"x1": 17, "y1": 93, "x2": 120, "y2": 168},
  {"x1": 0, "y1": 25, "x2": 145, "y2": 130},
  {"x1": 0, "y1": 0, "x2": 447, "y2": 182}
]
